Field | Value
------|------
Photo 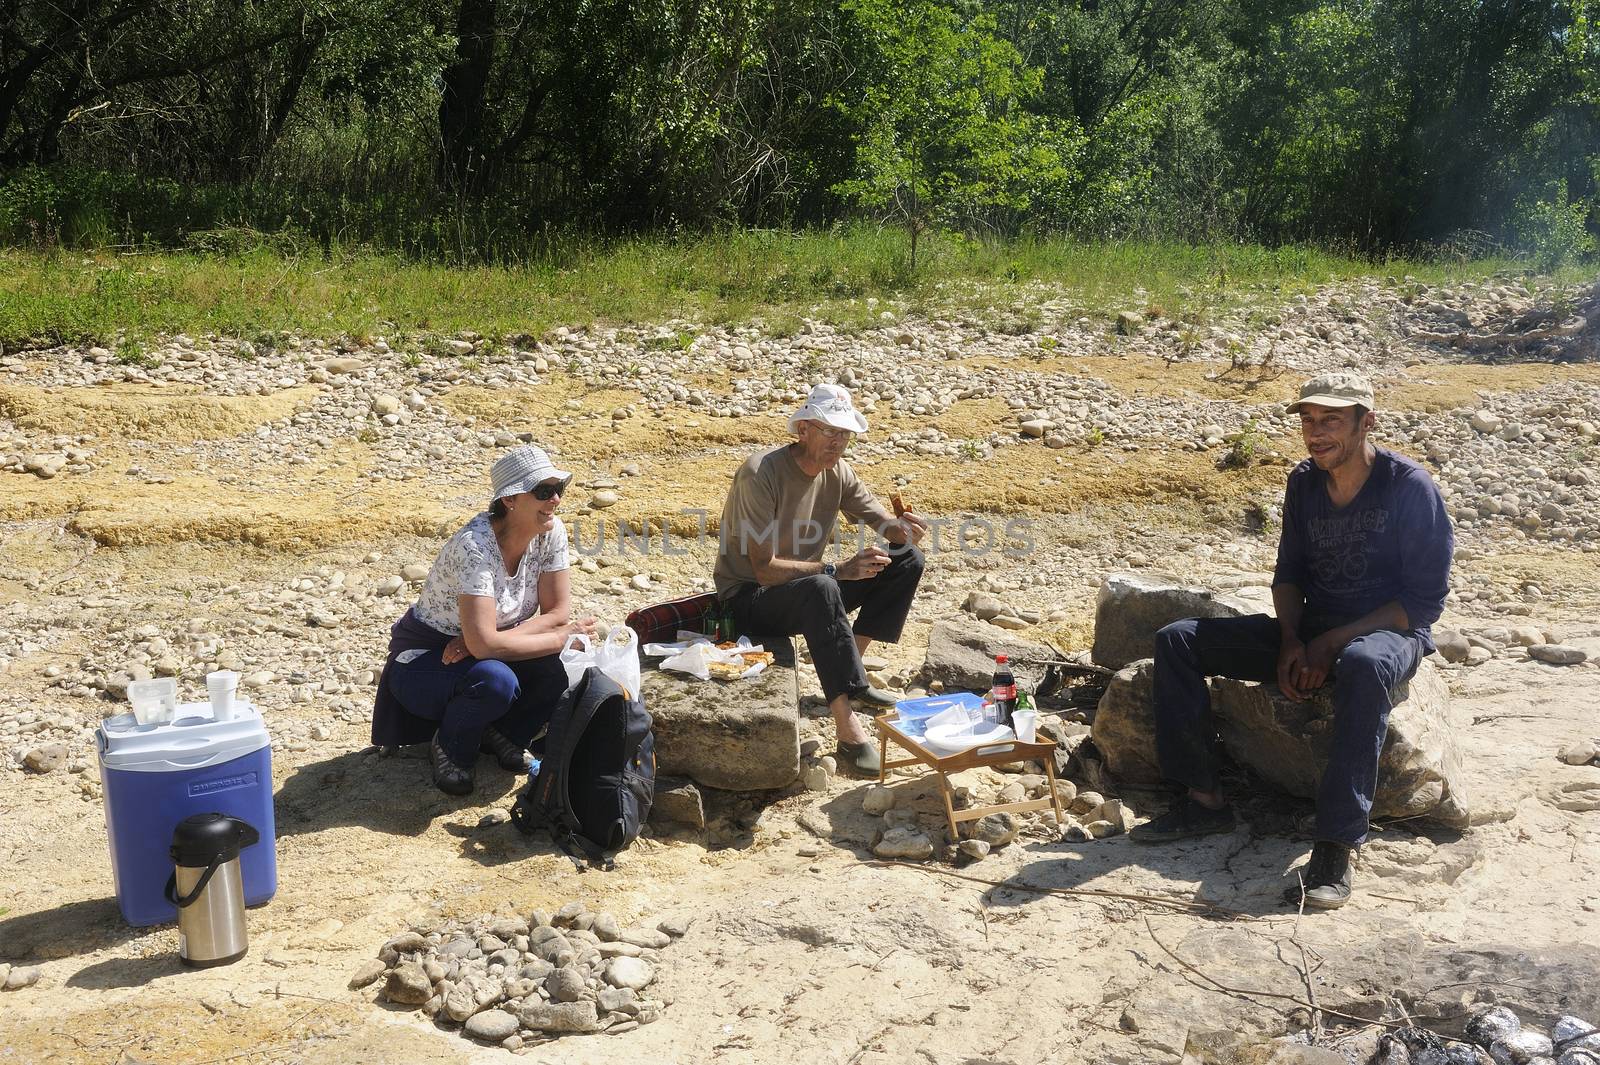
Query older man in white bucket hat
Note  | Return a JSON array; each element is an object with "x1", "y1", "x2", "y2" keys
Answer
[
  {"x1": 1130, "y1": 372, "x2": 1454, "y2": 912},
  {"x1": 713, "y1": 383, "x2": 930, "y2": 771}
]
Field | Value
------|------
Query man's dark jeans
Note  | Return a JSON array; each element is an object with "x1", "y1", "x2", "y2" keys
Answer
[
  {"x1": 1153, "y1": 613, "x2": 1425, "y2": 847},
  {"x1": 727, "y1": 546, "x2": 924, "y2": 702}
]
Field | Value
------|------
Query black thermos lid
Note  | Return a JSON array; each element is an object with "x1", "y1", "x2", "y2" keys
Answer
[{"x1": 169, "y1": 812, "x2": 260, "y2": 867}]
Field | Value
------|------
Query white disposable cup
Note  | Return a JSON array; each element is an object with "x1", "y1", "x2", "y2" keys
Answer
[
  {"x1": 1012, "y1": 710, "x2": 1037, "y2": 743},
  {"x1": 207, "y1": 670, "x2": 240, "y2": 721},
  {"x1": 131, "y1": 698, "x2": 162, "y2": 726}
]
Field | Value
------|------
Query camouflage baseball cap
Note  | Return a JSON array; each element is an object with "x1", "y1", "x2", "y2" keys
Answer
[{"x1": 1286, "y1": 371, "x2": 1374, "y2": 413}]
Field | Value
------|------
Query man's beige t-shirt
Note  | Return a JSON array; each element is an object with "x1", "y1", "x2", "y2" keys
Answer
[{"x1": 713, "y1": 445, "x2": 894, "y2": 597}]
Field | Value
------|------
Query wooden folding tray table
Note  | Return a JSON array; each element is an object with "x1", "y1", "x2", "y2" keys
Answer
[{"x1": 873, "y1": 714, "x2": 1065, "y2": 841}]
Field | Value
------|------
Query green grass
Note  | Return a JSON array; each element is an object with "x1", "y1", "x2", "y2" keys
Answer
[{"x1": 0, "y1": 228, "x2": 1565, "y2": 349}]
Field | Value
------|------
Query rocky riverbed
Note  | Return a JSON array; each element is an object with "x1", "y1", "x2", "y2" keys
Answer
[{"x1": 1, "y1": 273, "x2": 1598, "y2": 1064}]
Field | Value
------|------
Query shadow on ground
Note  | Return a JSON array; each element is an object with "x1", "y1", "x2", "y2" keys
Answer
[
  {"x1": 0, "y1": 897, "x2": 151, "y2": 963},
  {"x1": 273, "y1": 746, "x2": 527, "y2": 840}
]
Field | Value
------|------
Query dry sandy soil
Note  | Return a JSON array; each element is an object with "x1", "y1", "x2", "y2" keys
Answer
[{"x1": 3, "y1": 286, "x2": 1600, "y2": 1065}]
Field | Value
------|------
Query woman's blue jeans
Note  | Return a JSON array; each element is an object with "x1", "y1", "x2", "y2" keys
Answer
[{"x1": 385, "y1": 649, "x2": 567, "y2": 766}]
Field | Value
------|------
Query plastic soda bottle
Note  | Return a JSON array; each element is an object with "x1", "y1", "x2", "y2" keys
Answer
[{"x1": 990, "y1": 654, "x2": 1017, "y2": 727}]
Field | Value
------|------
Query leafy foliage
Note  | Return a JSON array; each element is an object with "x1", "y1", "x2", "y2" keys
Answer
[{"x1": 0, "y1": 0, "x2": 1592, "y2": 263}]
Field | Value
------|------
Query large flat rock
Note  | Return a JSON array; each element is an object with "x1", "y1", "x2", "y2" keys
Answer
[
  {"x1": 917, "y1": 619, "x2": 1056, "y2": 693},
  {"x1": 1091, "y1": 571, "x2": 1258, "y2": 670},
  {"x1": 1212, "y1": 658, "x2": 1470, "y2": 827},
  {"x1": 1093, "y1": 657, "x2": 1471, "y2": 827},
  {"x1": 642, "y1": 664, "x2": 800, "y2": 791}
]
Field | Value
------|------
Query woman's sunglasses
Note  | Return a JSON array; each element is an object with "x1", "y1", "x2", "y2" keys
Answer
[{"x1": 530, "y1": 476, "x2": 572, "y2": 501}]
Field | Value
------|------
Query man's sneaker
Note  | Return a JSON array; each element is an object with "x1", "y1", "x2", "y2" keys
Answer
[
  {"x1": 1283, "y1": 841, "x2": 1352, "y2": 910},
  {"x1": 480, "y1": 725, "x2": 528, "y2": 772},
  {"x1": 430, "y1": 734, "x2": 475, "y2": 796},
  {"x1": 1127, "y1": 795, "x2": 1236, "y2": 843},
  {"x1": 853, "y1": 686, "x2": 900, "y2": 709}
]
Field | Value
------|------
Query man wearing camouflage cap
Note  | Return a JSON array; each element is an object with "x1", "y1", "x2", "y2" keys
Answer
[{"x1": 1130, "y1": 372, "x2": 1454, "y2": 910}]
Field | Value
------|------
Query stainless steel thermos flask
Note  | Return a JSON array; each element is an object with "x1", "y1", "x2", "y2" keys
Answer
[{"x1": 164, "y1": 813, "x2": 260, "y2": 967}]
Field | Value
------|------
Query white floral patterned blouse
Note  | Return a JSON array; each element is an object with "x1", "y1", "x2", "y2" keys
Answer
[{"x1": 411, "y1": 513, "x2": 570, "y2": 635}]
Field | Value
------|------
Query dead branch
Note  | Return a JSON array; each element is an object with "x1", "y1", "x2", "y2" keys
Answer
[{"x1": 1141, "y1": 916, "x2": 1425, "y2": 1032}]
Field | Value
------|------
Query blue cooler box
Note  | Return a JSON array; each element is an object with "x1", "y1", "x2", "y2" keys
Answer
[
  {"x1": 96, "y1": 702, "x2": 277, "y2": 927},
  {"x1": 892, "y1": 692, "x2": 985, "y2": 738}
]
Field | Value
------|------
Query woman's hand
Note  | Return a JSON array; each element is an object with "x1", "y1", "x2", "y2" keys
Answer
[
  {"x1": 566, "y1": 616, "x2": 599, "y2": 639},
  {"x1": 441, "y1": 636, "x2": 472, "y2": 665}
]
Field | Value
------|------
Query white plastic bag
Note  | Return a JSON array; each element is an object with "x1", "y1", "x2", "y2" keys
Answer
[
  {"x1": 560, "y1": 626, "x2": 642, "y2": 698},
  {"x1": 660, "y1": 641, "x2": 717, "y2": 681}
]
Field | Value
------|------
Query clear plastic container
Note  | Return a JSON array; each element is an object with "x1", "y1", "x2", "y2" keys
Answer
[{"x1": 892, "y1": 692, "x2": 985, "y2": 738}]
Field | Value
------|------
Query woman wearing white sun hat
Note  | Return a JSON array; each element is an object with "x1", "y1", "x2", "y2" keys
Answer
[{"x1": 372, "y1": 445, "x2": 597, "y2": 795}]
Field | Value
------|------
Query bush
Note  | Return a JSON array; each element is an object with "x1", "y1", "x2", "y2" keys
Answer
[{"x1": 1511, "y1": 183, "x2": 1597, "y2": 271}]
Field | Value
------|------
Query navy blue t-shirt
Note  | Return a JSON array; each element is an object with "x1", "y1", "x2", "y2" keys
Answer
[{"x1": 1272, "y1": 448, "x2": 1453, "y2": 650}]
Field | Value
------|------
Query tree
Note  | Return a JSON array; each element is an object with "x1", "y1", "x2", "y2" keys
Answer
[{"x1": 833, "y1": 0, "x2": 1070, "y2": 268}]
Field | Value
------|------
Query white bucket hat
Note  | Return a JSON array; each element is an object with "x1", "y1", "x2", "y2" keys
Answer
[
  {"x1": 490, "y1": 444, "x2": 572, "y2": 502},
  {"x1": 787, "y1": 383, "x2": 869, "y2": 435}
]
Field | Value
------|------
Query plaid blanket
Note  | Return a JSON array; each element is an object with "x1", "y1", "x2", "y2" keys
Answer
[{"x1": 625, "y1": 592, "x2": 719, "y2": 646}]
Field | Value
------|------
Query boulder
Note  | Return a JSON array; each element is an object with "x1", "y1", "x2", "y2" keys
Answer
[
  {"x1": 1093, "y1": 658, "x2": 1470, "y2": 827},
  {"x1": 1091, "y1": 661, "x2": 1164, "y2": 788},
  {"x1": 643, "y1": 663, "x2": 800, "y2": 790},
  {"x1": 1091, "y1": 572, "x2": 1256, "y2": 670},
  {"x1": 918, "y1": 619, "x2": 1054, "y2": 693}
]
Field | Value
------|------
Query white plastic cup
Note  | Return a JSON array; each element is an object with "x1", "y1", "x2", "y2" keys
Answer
[
  {"x1": 1012, "y1": 710, "x2": 1037, "y2": 743},
  {"x1": 131, "y1": 698, "x2": 162, "y2": 726},
  {"x1": 207, "y1": 670, "x2": 240, "y2": 721}
]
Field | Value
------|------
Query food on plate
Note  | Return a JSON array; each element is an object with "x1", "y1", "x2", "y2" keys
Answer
[{"x1": 708, "y1": 644, "x2": 775, "y2": 680}]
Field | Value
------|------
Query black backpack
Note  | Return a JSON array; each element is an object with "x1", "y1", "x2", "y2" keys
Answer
[{"x1": 510, "y1": 666, "x2": 655, "y2": 870}]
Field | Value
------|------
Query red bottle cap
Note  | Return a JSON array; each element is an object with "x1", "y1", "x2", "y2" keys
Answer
[{"x1": 995, "y1": 654, "x2": 1008, "y2": 664}]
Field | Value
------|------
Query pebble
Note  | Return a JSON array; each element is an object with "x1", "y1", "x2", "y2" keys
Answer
[
  {"x1": 546, "y1": 965, "x2": 588, "y2": 1002},
  {"x1": 958, "y1": 839, "x2": 991, "y2": 860},
  {"x1": 2, "y1": 966, "x2": 40, "y2": 990},
  {"x1": 862, "y1": 785, "x2": 897, "y2": 814},
  {"x1": 348, "y1": 958, "x2": 386, "y2": 989},
  {"x1": 619, "y1": 927, "x2": 671, "y2": 950},
  {"x1": 519, "y1": 999, "x2": 600, "y2": 1033},
  {"x1": 966, "y1": 812, "x2": 1019, "y2": 848},
  {"x1": 1069, "y1": 790, "x2": 1105, "y2": 815},
  {"x1": 603, "y1": 956, "x2": 654, "y2": 990},
  {"x1": 401, "y1": 563, "x2": 429, "y2": 582},
  {"x1": 873, "y1": 826, "x2": 935, "y2": 860},
  {"x1": 1510, "y1": 626, "x2": 1546, "y2": 647},
  {"x1": 22, "y1": 744, "x2": 68, "y2": 773},
  {"x1": 1558, "y1": 739, "x2": 1600, "y2": 766},
  {"x1": 591, "y1": 490, "x2": 620, "y2": 509},
  {"x1": 376, "y1": 576, "x2": 404, "y2": 596},
  {"x1": 464, "y1": 1009, "x2": 520, "y2": 1042},
  {"x1": 657, "y1": 916, "x2": 691, "y2": 938},
  {"x1": 1529, "y1": 644, "x2": 1587, "y2": 665},
  {"x1": 383, "y1": 962, "x2": 432, "y2": 1005}
]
